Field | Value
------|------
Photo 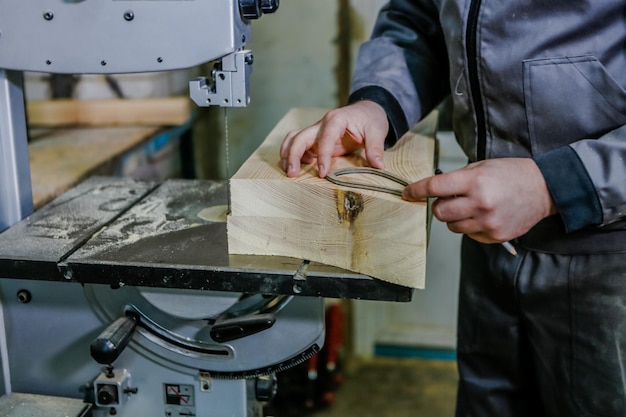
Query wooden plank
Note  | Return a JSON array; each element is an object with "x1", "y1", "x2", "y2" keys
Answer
[
  {"x1": 29, "y1": 126, "x2": 160, "y2": 208},
  {"x1": 27, "y1": 97, "x2": 192, "y2": 127},
  {"x1": 28, "y1": 100, "x2": 76, "y2": 125},
  {"x1": 227, "y1": 108, "x2": 437, "y2": 288}
]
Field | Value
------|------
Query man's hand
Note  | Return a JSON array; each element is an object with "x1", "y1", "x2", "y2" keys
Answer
[
  {"x1": 280, "y1": 101, "x2": 389, "y2": 178},
  {"x1": 403, "y1": 158, "x2": 558, "y2": 243}
]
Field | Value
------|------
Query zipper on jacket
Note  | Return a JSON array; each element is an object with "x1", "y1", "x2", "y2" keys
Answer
[{"x1": 466, "y1": 0, "x2": 486, "y2": 160}]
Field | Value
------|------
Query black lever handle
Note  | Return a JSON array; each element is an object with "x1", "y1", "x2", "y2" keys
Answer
[
  {"x1": 91, "y1": 315, "x2": 137, "y2": 365},
  {"x1": 210, "y1": 313, "x2": 275, "y2": 343}
]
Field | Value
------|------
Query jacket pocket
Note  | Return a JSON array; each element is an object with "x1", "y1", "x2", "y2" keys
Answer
[{"x1": 523, "y1": 55, "x2": 626, "y2": 155}]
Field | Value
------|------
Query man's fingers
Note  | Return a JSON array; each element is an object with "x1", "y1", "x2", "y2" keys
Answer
[
  {"x1": 280, "y1": 127, "x2": 318, "y2": 177},
  {"x1": 301, "y1": 151, "x2": 316, "y2": 165},
  {"x1": 441, "y1": 217, "x2": 499, "y2": 244},
  {"x1": 446, "y1": 218, "x2": 482, "y2": 235},
  {"x1": 315, "y1": 120, "x2": 347, "y2": 178},
  {"x1": 402, "y1": 177, "x2": 432, "y2": 201},
  {"x1": 279, "y1": 103, "x2": 389, "y2": 178},
  {"x1": 431, "y1": 197, "x2": 474, "y2": 223},
  {"x1": 403, "y1": 171, "x2": 470, "y2": 201},
  {"x1": 364, "y1": 141, "x2": 385, "y2": 170},
  {"x1": 279, "y1": 130, "x2": 298, "y2": 172}
]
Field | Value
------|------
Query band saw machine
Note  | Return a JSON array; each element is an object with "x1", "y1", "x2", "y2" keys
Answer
[{"x1": 0, "y1": 2, "x2": 413, "y2": 416}]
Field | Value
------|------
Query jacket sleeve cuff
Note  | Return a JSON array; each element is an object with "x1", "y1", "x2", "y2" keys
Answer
[
  {"x1": 533, "y1": 146, "x2": 602, "y2": 232},
  {"x1": 348, "y1": 86, "x2": 409, "y2": 149}
]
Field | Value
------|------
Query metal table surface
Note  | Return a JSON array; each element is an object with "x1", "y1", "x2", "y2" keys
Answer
[
  {"x1": 0, "y1": 393, "x2": 92, "y2": 417},
  {"x1": 0, "y1": 177, "x2": 413, "y2": 302}
]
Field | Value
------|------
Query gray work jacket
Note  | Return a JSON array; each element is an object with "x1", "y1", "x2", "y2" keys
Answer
[{"x1": 349, "y1": 0, "x2": 626, "y2": 246}]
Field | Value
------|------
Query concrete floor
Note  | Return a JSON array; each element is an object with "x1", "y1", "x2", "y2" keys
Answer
[{"x1": 269, "y1": 357, "x2": 458, "y2": 417}]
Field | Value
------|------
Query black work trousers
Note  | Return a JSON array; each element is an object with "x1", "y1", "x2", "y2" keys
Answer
[{"x1": 455, "y1": 235, "x2": 626, "y2": 417}]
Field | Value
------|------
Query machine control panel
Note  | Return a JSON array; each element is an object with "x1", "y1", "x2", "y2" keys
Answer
[{"x1": 94, "y1": 368, "x2": 135, "y2": 409}]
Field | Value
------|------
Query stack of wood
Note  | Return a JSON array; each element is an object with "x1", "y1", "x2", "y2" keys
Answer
[
  {"x1": 26, "y1": 97, "x2": 192, "y2": 208},
  {"x1": 227, "y1": 108, "x2": 437, "y2": 289}
]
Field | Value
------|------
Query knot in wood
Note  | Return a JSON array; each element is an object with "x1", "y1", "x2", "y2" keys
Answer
[{"x1": 336, "y1": 190, "x2": 364, "y2": 224}]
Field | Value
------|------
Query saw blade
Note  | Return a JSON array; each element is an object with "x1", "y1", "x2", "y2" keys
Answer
[
  {"x1": 224, "y1": 107, "x2": 231, "y2": 180},
  {"x1": 223, "y1": 107, "x2": 233, "y2": 213}
]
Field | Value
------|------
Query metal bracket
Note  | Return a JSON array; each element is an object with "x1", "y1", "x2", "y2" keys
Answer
[
  {"x1": 292, "y1": 260, "x2": 310, "y2": 294},
  {"x1": 189, "y1": 50, "x2": 253, "y2": 108},
  {"x1": 199, "y1": 372, "x2": 212, "y2": 392}
]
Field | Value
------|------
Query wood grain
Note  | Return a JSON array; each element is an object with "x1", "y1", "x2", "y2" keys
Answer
[
  {"x1": 227, "y1": 108, "x2": 437, "y2": 288},
  {"x1": 27, "y1": 97, "x2": 191, "y2": 127}
]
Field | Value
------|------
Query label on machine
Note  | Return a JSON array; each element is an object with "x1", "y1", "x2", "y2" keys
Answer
[{"x1": 164, "y1": 383, "x2": 196, "y2": 417}]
